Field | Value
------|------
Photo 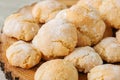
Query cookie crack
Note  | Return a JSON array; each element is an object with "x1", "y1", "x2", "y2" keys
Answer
[
  {"x1": 23, "y1": 55, "x2": 31, "y2": 68},
  {"x1": 95, "y1": 45, "x2": 108, "y2": 62},
  {"x1": 9, "y1": 50, "x2": 23, "y2": 64},
  {"x1": 77, "y1": 29, "x2": 92, "y2": 46},
  {"x1": 75, "y1": 52, "x2": 90, "y2": 72},
  {"x1": 52, "y1": 40, "x2": 70, "y2": 52}
]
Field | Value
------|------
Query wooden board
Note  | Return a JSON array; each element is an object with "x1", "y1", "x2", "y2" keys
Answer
[{"x1": 0, "y1": 34, "x2": 87, "y2": 80}]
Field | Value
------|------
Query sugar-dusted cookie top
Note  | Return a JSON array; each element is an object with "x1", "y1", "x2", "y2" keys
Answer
[
  {"x1": 94, "y1": 37, "x2": 120, "y2": 63},
  {"x1": 34, "y1": 59, "x2": 78, "y2": 80},
  {"x1": 65, "y1": 46, "x2": 103, "y2": 73},
  {"x1": 32, "y1": 19, "x2": 77, "y2": 60},
  {"x1": 32, "y1": 0, "x2": 67, "y2": 23},
  {"x1": 79, "y1": 0, "x2": 120, "y2": 29},
  {"x1": 3, "y1": 13, "x2": 40, "y2": 41},
  {"x1": 6, "y1": 41, "x2": 41, "y2": 69},
  {"x1": 56, "y1": 4, "x2": 106, "y2": 46},
  {"x1": 88, "y1": 64, "x2": 120, "y2": 80}
]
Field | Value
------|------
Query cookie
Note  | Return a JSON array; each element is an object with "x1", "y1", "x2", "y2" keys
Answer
[
  {"x1": 99, "y1": 0, "x2": 120, "y2": 29},
  {"x1": 94, "y1": 37, "x2": 120, "y2": 63},
  {"x1": 64, "y1": 46, "x2": 103, "y2": 73},
  {"x1": 3, "y1": 13, "x2": 40, "y2": 41},
  {"x1": 78, "y1": 0, "x2": 120, "y2": 29},
  {"x1": 88, "y1": 64, "x2": 120, "y2": 80},
  {"x1": 34, "y1": 59, "x2": 78, "y2": 80},
  {"x1": 56, "y1": 5, "x2": 106, "y2": 46},
  {"x1": 6, "y1": 41, "x2": 41, "y2": 69},
  {"x1": 32, "y1": 19, "x2": 77, "y2": 60},
  {"x1": 32, "y1": 0, "x2": 66, "y2": 23}
]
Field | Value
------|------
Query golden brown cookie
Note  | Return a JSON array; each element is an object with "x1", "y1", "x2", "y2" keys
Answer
[
  {"x1": 56, "y1": 5, "x2": 106, "y2": 46},
  {"x1": 79, "y1": 0, "x2": 114, "y2": 39},
  {"x1": 6, "y1": 41, "x2": 41, "y2": 69},
  {"x1": 64, "y1": 46, "x2": 103, "y2": 73},
  {"x1": 32, "y1": 0, "x2": 67, "y2": 23},
  {"x1": 94, "y1": 37, "x2": 120, "y2": 63},
  {"x1": 99, "y1": 0, "x2": 120, "y2": 29},
  {"x1": 32, "y1": 19, "x2": 77, "y2": 60},
  {"x1": 78, "y1": 0, "x2": 120, "y2": 29},
  {"x1": 34, "y1": 59, "x2": 78, "y2": 80},
  {"x1": 88, "y1": 64, "x2": 120, "y2": 80},
  {"x1": 3, "y1": 13, "x2": 40, "y2": 41}
]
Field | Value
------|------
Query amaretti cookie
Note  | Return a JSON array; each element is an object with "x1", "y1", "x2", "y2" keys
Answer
[
  {"x1": 32, "y1": 0, "x2": 67, "y2": 23},
  {"x1": 78, "y1": 0, "x2": 113, "y2": 38},
  {"x1": 88, "y1": 64, "x2": 120, "y2": 80},
  {"x1": 64, "y1": 46, "x2": 103, "y2": 73},
  {"x1": 6, "y1": 41, "x2": 41, "y2": 69},
  {"x1": 78, "y1": 0, "x2": 120, "y2": 29},
  {"x1": 3, "y1": 13, "x2": 40, "y2": 41},
  {"x1": 32, "y1": 19, "x2": 77, "y2": 60},
  {"x1": 34, "y1": 59, "x2": 78, "y2": 80},
  {"x1": 56, "y1": 5, "x2": 106, "y2": 46},
  {"x1": 94, "y1": 37, "x2": 120, "y2": 63},
  {"x1": 99, "y1": 0, "x2": 120, "y2": 29}
]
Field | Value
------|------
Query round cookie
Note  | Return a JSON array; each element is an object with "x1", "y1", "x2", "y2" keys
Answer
[
  {"x1": 56, "y1": 5, "x2": 106, "y2": 46},
  {"x1": 32, "y1": 19, "x2": 77, "y2": 60},
  {"x1": 6, "y1": 41, "x2": 41, "y2": 69},
  {"x1": 32, "y1": 0, "x2": 66, "y2": 23},
  {"x1": 116, "y1": 30, "x2": 120, "y2": 43},
  {"x1": 64, "y1": 46, "x2": 103, "y2": 73},
  {"x1": 88, "y1": 64, "x2": 120, "y2": 80},
  {"x1": 3, "y1": 13, "x2": 40, "y2": 41},
  {"x1": 99, "y1": 0, "x2": 120, "y2": 29},
  {"x1": 78, "y1": 0, "x2": 120, "y2": 29},
  {"x1": 94, "y1": 37, "x2": 120, "y2": 63},
  {"x1": 34, "y1": 59, "x2": 78, "y2": 80}
]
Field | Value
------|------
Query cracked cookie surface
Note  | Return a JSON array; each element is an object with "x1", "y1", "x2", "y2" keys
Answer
[
  {"x1": 78, "y1": 0, "x2": 120, "y2": 29},
  {"x1": 56, "y1": 4, "x2": 106, "y2": 46},
  {"x1": 32, "y1": 19, "x2": 77, "y2": 60},
  {"x1": 34, "y1": 59, "x2": 78, "y2": 80},
  {"x1": 64, "y1": 46, "x2": 103, "y2": 73},
  {"x1": 88, "y1": 64, "x2": 120, "y2": 80},
  {"x1": 32, "y1": 0, "x2": 66, "y2": 23},
  {"x1": 99, "y1": 0, "x2": 120, "y2": 29},
  {"x1": 6, "y1": 41, "x2": 41, "y2": 69},
  {"x1": 94, "y1": 37, "x2": 120, "y2": 63},
  {"x1": 3, "y1": 13, "x2": 40, "y2": 41}
]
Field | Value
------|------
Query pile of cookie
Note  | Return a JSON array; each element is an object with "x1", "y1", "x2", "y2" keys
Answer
[{"x1": 2, "y1": 0, "x2": 120, "y2": 80}]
